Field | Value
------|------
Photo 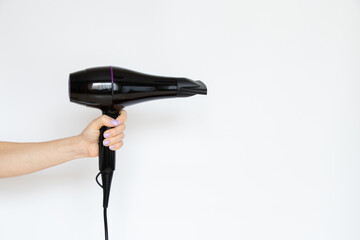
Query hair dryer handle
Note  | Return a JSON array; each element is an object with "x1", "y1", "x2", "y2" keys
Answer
[
  {"x1": 99, "y1": 126, "x2": 115, "y2": 172},
  {"x1": 98, "y1": 109, "x2": 120, "y2": 172}
]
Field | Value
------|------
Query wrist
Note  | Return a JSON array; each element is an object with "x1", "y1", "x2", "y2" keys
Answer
[{"x1": 72, "y1": 135, "x2": 89, "y2": 159}]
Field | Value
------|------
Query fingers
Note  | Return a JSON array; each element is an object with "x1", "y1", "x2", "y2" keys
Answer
[
  {"x1": 90, "y1": 115, "x2": 121, "y2": 130},
  {"x1": 90, "y1": 110, "x2": 126, "y2": 131},
  {"x1": 103, "y1": 110, "x2": 127, "y2": 137},
  {"x1": 108, "y1": 142, "x2": 124, "y2": 151},
  {"x1": 90, "y1": 111, "x2": 127, "y2": 151},
  {"x1": 103, "y1": 133, "x2": 125, "y2": 151},
  {"x1": 103, "y1": 122, "x2": 126, "y2": 138},
  {"x1": 102, "y1": 110, "x2": 127, "y2": 151},
  {"x1": 116, "y1": 110, "x2": 127, "y2": 124}
]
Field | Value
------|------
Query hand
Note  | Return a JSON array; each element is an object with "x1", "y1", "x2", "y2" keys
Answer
[{"x1": 77, "y1": 110, "x2": 127, "y2": 157}]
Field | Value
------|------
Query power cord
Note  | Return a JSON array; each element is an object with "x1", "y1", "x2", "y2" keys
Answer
[
  {"x1": 96, "y1": 172, "x2": 103, "y2": 188},
  {"x1": 104, "y1": 207, "x2": 109, "y2": 240},
  {"x1": 96, "y1": 171, "x2": 109, "y2": 240}
]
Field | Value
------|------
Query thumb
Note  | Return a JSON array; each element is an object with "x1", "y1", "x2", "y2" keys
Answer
[{"x1": 89, "y1": 115, "x2": 121, "y2": 130}]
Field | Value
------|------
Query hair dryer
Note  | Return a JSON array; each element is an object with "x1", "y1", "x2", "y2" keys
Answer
[{"x1": 69, "y1": 66, "x2": 206, "y2": 240}]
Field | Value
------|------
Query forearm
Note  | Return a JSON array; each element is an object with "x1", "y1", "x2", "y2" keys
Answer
[{"x1": 0, "y1": 136, "x2": 86, "y2": 178}]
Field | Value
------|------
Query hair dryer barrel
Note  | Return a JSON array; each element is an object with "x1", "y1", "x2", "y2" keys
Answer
[{"x1": 69, "y1": 66, "x2": 207, "y2": 110}]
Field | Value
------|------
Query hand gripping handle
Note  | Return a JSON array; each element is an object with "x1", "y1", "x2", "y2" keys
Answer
[{"x1": 99, "y1": 109, "x2": 120, "y2": 173}]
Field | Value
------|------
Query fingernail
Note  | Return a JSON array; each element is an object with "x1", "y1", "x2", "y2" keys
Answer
[
  {"x1": 110, "y1": 119, "x2": 120, "y2": 126},
  {"x1": 103, "y1": 140, "x2": 110, "y2": 146},
  {"x1": 104, "y1": 132, "x2": 111, "y2": 138},
  {"x1": 109, "y1": 145, "x2": 115, "y2": 150}
]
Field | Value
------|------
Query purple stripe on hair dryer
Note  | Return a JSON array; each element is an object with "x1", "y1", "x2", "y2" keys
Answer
[{"x1": 68, "y1": 66, "x2": 206, "y2": 240}]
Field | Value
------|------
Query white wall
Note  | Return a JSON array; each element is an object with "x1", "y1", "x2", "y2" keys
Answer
[{"x1": 0, "y1": 0, "x2": 359, "y2": 239}]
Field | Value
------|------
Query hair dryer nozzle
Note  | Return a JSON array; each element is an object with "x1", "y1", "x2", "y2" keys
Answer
[{"x1": 177, "y1": 78, "x2": 207, "y2": 96}]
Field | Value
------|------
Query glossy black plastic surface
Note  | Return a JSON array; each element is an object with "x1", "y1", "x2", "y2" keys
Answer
[
  {"x1": 69, "y1": 66, "x2": 207, "y2": 112},
  {"x1": 69, "y1": 67, "x2": 113, "y2": 109}
]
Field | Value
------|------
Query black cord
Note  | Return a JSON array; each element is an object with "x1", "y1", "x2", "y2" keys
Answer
[
  {"x1": 96, "y1": 172, "x2": 109, "y2": 240},
  {"x1": 96, "y1": 172, "x2": 103, "y2": 188},
  {"x1": 104, "y1": 207, "x2": 109, "y2": 240}
]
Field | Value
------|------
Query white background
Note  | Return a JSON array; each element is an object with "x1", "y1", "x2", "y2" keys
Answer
[{"x1": 0, "y1": 0, "x2": 359, "y2": 239}]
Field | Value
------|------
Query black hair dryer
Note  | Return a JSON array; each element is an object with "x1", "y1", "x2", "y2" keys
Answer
[{"x1": 68, "y1": 66, "x2": 207, "y2": 239}]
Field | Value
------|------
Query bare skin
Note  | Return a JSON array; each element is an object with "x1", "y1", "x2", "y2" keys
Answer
[{"x1": 0, "y1": 110, "x2": 127, "y2": 178}]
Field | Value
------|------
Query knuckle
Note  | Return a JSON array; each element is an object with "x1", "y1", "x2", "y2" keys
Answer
[
  {"x1": 115, "y1": 143, "x2": 122, "y2": 150},
  {"x1": 119, "y1": 133, "x2": 124, "y2": 140},
  {"x1": 101, "y1": 115, "x2": 109, "y2": 122},
  {"x1": 117, "y1": 134, "x2": 123, "y2": 141},
  {"x1": 120, "y1": 114, "x2": 127, "y2": 122},
  {"x1": 116, "y1": 125, "x2": 122, "y2": 132}
]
